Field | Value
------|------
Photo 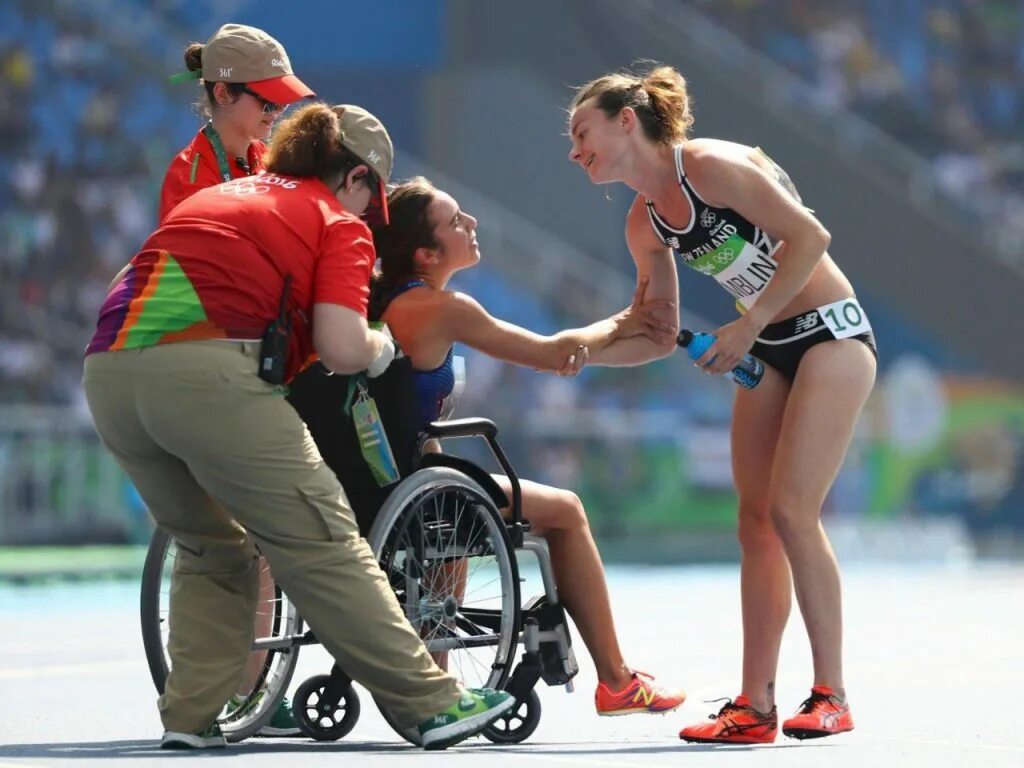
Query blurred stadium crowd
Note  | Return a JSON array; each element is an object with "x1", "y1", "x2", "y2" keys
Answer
[
  {"x1": 0, "y1": 0, "x2": 1020, "y2": 549},
  {"x1": 2, "y1": 0, "x2": 1022, "y2": 406},
  {"x1": 699, "y1": 0, "x2": 1024, "y2": 256},
  {"x1": 0, "y1": 3, "x2": 195, "y2": 405}
]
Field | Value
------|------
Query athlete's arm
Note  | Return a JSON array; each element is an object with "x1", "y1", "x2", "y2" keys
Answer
[
  {"x1": 438, "y1": 290, "x2": 643, "y2": 373},
  {"x1": 588, "y1": 196, "x2": 681, "y2": 367},
  {"x1": 685, "y1": 143, "x2": 830, "y2": 374}
]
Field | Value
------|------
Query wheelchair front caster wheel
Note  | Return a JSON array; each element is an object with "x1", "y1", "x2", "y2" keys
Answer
[
  {"x1": 482, "y1": 689, "x2": 541, "y2": 744},
  {"x1": 294, "y1": 674, "x2": 361, "y2": 741}
]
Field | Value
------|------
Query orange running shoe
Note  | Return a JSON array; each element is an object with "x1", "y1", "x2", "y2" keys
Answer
[
  {"x1": 679, "y1": 695, "x2": 778, "y2": 744},
  {"x1": 782, "y1": 685, "x2": 854, "y2": 740},
  {"x1": 595, "y1": 671, "x2": 686, "y2": 716}
]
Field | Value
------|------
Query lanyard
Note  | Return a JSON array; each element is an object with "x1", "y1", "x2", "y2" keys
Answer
[{"x1": 201, "y1": 122, "x2": 247, "y2": 182}]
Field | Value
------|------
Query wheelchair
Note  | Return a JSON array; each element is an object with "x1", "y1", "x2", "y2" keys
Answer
[{"x1": 139, "y1": 358, "x2": 579, "y2": 745}]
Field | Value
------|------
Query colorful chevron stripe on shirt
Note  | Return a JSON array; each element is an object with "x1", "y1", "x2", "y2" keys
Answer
[{"x1": 86, "y1": 251, "x2": 227, "y2": 355}]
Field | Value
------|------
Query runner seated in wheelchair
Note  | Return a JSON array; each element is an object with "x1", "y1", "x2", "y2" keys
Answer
[
  {"x1": 286, "y1": 176, "x2": 686, "y2": 723},
  {"x1": 289, "y1": 355, "x2": 556, "y2": 740}
]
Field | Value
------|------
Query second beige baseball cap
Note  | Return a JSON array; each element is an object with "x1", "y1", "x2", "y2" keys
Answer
[
  {"x1": 173, "y1": 23, "x2": 314, "y2": 105},
  {"x1": 332, "y1": 104, "x2": 394, "y2": 225}
]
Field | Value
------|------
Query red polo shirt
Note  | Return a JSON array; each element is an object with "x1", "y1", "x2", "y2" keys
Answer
[
  {"x1": 159, "y1": 128, "x2": 267, "y2": 222},
  {"x1": 89, "y1": 174, "x2": 374, "y2": 382}
]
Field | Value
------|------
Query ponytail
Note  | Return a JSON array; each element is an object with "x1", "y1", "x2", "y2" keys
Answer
[
  {"x1": 642, "y1": 66, "x2": 693, "y2": 143},
  {"x1": 570, "y1": 63, "x2": 693, "y2": 144},
  {"x1": 182, "y1": 41, "x2": 216, "y2": 119},
  {"x1": 183, "y1": 42, "x2": 203, "y2": 73}
]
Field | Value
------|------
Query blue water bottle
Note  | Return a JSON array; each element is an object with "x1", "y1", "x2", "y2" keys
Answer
[{"x1": 677, "y1": 329, "x2": 764, "y2": 390}]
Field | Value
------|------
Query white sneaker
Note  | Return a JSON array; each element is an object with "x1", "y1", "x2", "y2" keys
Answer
[{"x1": 160, "y1": 723, "x2": 227, "y2": 749}]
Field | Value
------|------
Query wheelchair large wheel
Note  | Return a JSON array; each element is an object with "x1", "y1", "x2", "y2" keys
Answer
[
  {"x1": 140, "y1": 527, "x2": 303, "y2": 742},
  {"x1": 367, "y1": 467, "x2": 522, "y2": 745}
]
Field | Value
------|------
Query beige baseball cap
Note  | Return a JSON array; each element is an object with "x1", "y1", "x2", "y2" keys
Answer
[
  {"x1": 332, "y1": 105, "x2": 394, "y2": 225},
  {"x1": 172, "y1": 23, "x2": 314, "y2": 105}
]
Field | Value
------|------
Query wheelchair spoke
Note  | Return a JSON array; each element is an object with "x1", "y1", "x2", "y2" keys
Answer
[
  {"x1": 459, "y1": 573, "x2": 502, "y2": 602},
  {"x1": 374, "y1": 472, "x2": 518, "y2": 694}
]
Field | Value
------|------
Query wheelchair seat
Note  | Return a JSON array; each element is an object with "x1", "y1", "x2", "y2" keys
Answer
[{"x1": 286, "y1": 358, "x2": 422, "y2": 536}]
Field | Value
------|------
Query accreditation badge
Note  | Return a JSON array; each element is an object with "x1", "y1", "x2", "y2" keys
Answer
[{"x1": 351, "y1": 382, "x2": 400, "y2": 487}]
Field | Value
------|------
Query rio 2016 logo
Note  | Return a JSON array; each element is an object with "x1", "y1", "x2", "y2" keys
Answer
[{"x1": 219, "y1": 181, "x2": 270, "y2": 196}]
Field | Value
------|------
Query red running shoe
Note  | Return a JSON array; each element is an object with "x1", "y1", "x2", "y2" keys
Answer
[
  {"x1": 595, "y1": 671, "x2": 686, "y2": 716},
  {"x1": 782, "y1": 685, "x2": 854, "y2": 739},
  {"x1": 679, "y1": 695, "x2": 777, "y2": 744}
]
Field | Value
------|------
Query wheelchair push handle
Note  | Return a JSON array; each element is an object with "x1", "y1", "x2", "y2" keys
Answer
[
  {"x1": 424, "y1": 417, "x2": 524, "y2": 527},
  {"x1": 424, "y1": 417, "x2": 497, "y2": 440}
]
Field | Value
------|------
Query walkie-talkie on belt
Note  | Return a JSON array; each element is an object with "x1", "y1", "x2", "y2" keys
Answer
[{"x1": 258, "y1": 275, "x2": 292, "y2": 385}]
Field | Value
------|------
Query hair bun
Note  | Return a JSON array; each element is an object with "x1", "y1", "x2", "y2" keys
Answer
[{"x1": 184, "y1": 43, "x2": 204, "y2": 72}]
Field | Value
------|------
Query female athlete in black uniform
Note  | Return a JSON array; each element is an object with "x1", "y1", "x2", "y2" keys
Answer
[{"x1": 568, "y1": 64, "x2": 877, "y2": 743}]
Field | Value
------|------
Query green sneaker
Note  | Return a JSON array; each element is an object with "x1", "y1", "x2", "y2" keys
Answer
[
  {"x1": 258, "y1": 696, "x2": 301, "y2": 737},
  {"x1": 417, "y1": 688, "x2": 515, "y2": 750},
  {"x1": 160, "y1": 722, "x2": 227, "y2": 749},
  {"x1": 226, "y1": 691, "x2": 301, "y2": 737},
  {"x1": 226, "y1": 691, "x2": 260, "y2": 716}
]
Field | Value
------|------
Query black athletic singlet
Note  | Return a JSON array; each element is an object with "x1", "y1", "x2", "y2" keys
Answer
[
  {"x1": 645, "y1": 145, "x2": 804, "y2": 311},
  {"x1": 646, "y1": 145, "x2": 877, "y2": 380}
]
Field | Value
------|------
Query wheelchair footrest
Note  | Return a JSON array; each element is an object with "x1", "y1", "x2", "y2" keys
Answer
[
  {"x1": 519, "y1": 614, "x2": 579, "y2": 687},
  {"x1": 522, "y1": 594, "x2": 572, "y2": 636}
]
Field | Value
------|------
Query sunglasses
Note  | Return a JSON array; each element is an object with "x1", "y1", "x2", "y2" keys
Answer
[
  {"x1": 352, "y1": 169, "x2": 380, "y2": 194},
  {"x1": 353, "y1": 169, "x2": 388, "y2": 227},
  {"x1": 238, "y1": 85, "x2": 283, "y2": 115}
]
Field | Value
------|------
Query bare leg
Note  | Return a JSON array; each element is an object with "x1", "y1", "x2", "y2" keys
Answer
[
  {"x1": 769, "y1": 340, "x2": 876, "y2": 697},
  {"x1": 731, "y1": 366, "x2": 792, "y2": 713},
  {"x1": 421, "y1": 558, "x2": 468, "y2": 671},
  {"x1": 493, "y1": 476, "x2": 632, "y2": 689}
]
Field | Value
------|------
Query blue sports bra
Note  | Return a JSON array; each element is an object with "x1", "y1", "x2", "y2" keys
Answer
[{"x1": 389, "y1": 280, "x2": 456, "y2": 428}]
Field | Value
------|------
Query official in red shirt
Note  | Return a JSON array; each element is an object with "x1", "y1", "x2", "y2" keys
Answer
[
  {"x1": 84, "y1": 104, "x2": 512, "y2": 750},
  {"x1": 159, "y1": 23, "x2": 314, "y2": 222}
]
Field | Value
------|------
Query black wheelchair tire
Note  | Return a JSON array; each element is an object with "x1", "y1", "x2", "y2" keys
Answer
[
  {"x1": 139, "y1": 527, "x2": 172, "y2": 693},
  {"x1": 482, "y1": 690, "x2": 542, "y2": 744},
  {"x1": 293, "y1": 674, "x2": 361, "y2": 742},
  {"x1": 366, "y1": 466, "x2": 522, "y2": 746},
  {"x1": 139, "y1": 527, "x2": 303, "y2": 742}
]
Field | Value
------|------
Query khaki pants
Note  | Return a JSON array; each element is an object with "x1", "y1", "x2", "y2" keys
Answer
[{"x1": 83, "y1": 341, "x2": 460, "y2": 733}]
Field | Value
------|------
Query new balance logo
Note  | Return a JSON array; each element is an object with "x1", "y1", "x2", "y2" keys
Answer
[
  {"x1": 632, "y1": 687, "x2": 655, "y2": 708},
  {"x1": 794, "y1": 313, "x2": 819, "y2": 333}
]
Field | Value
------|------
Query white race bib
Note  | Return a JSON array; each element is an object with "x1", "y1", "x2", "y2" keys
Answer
[{"x1": 817, "y1": 297, "x2": 872, "y2": 339}]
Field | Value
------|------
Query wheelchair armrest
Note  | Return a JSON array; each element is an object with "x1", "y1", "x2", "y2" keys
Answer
[
  {"x1": 421, "y1": 416, "x2": 523, "y2": 529},
  {"x1": 423, "y1": 417, "x2": 497, "y2": 440}
]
